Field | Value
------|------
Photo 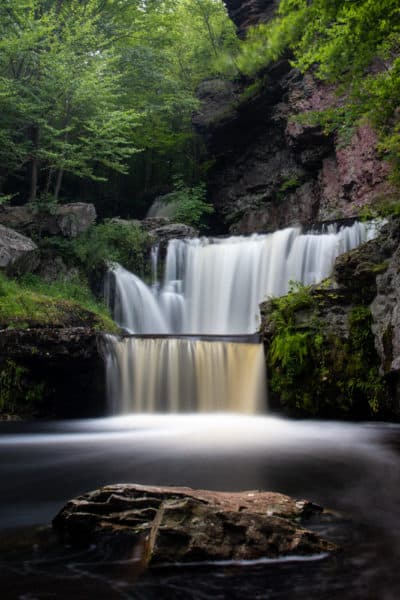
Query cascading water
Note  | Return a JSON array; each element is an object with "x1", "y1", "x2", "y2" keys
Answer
[
  {"x1": 104, "y1": 220, "x2": 380, "y2": 414},
  {"x1": 106, "y1": 337, "x2": 266, "y2": 414},
  {"x1": 107, "y1": 220, "x2": 378, "y2": 335}
]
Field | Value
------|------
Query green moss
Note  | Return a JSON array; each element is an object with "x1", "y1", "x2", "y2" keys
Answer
[
  {"x1": 239, "y1": 77, "x2": 268, "y2": 103},
  {"x1": 267, "y1": 285, "x2": 387, "y2": 418},
  {"x1": 359, "y1": 197, "x2": 400, "y2": 220},
  {"x1": 0, "y1": 271, "x2": 117, "y2": 332},
  {"x1": 279, "y1": 176, "x2": 303, "y2": 194},
  {"x1": 0, "y1": 360, "x2": 45, "y2": 418}
]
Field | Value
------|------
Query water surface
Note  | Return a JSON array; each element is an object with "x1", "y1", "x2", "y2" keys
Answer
[{"x1": 1, "y1": 415, "x2": 399, "y2": 599}]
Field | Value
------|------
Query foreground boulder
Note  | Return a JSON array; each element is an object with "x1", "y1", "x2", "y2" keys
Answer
[{"x1": 53, "y1": 483, "x2": 336, "y2": 565}]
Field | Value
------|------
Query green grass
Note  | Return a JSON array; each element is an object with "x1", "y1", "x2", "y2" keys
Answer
[{"x1": 0, "y1": 272, "x2": 117, "y2": 331}]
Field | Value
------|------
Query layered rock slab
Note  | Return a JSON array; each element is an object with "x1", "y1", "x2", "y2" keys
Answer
[{"x1": 53, "y1": 484, "x2": 336, "y2": 565}]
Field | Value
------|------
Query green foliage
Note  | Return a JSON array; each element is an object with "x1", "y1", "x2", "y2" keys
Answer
[
  {"x1": 0, "y1": 270, "x2": 116, "y2": 331},
  {"x1": 0, "y1": 0, "x2": 142, "y2": 200},
  {"x1": 226, "y1": 0, "x2": 400, "y2": 181},
  {"x1": 0, "y1": 1, "x2": 236, "y2": 204},
  {"x1": 70, "y1": 220, "x2": 152, "y2": 276},
  {"x1": 359, "y1": 197, "x2": 400, "y2": 219},
  {"x1": 0, "y1": 359, "x2": 45, "y2": 417},
  {"x1": 279, "y1": 177, "x2": 302, "y2": 193},
  {"x1": 166, "y1": 177, "x2": 214, "y2": 229},
  {"x1": 267, "y1": 284, "x2": 386, "y2": 418},
  {"x1": 28, "y1": 193, "x2": 59, "y2": 215}
]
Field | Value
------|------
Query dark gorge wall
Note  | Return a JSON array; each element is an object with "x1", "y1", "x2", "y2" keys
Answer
[
  {"x1": 224, "y1": 0, "x2": 280, "y2": 37},
  {"x1": 196, "y1": 0, "x2": 393, "y2": 234}
]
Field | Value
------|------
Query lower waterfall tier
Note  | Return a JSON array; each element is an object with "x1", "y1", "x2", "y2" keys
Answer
[{"x1": 105, "y1": 337, "x2": 266, "y2": 414}]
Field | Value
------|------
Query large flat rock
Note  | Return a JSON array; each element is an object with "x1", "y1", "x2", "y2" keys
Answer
[{"x1": 53, "y1": 484, "x2": 337, "y2": 565}]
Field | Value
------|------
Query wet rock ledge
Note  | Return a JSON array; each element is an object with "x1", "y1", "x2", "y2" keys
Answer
[{"x1": 53, "y1": 484, "x2": 337, "y2": 565}]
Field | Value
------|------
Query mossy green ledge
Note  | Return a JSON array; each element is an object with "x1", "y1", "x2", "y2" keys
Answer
[
  {"x1": 260, "y1": 217, "x2": 400, "y2": 420},
  {"x1": 0, "y1": 301, "x2": 118, "y2": 420}
]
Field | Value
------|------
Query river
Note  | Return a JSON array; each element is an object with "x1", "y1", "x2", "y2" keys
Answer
[{"x1": 1, "y1": 415, "x2": 399, "y2": 599}]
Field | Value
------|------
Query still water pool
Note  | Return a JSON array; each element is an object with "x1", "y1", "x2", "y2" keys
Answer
[{"x1": 0, "y1": 415, "x2": 399, "y2": 599}]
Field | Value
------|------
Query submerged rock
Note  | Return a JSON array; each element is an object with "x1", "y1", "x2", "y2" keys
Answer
[{"x1": 53, "y1": 483, "x2": 336, "y2": 565}]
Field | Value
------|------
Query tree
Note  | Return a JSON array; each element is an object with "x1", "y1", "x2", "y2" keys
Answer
[
  {"x1": 0, "y1": 0, "x2": 141, "y2": 202},
  {"x1": 227, "y1": 0, "x2": 400, "y2": 181},
  {"x1": 0, "y1": 0, "x2": 237, "y2": 208}
]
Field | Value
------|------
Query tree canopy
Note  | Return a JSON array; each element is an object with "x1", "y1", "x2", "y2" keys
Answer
[
  {"x1": 0, "y1": 0, "x2": 236, "y2": 207},
  {"x1": 226, "y1": 0, "x2": 400, "y2": 181}
]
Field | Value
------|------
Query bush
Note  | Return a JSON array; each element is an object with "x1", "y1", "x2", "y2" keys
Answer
[
  {"x1": 71, "y1": 220, "x2": 152, "y2": 276},
  {"x1": 166, "y1": 177, "x2": 214, "y2": 229}
]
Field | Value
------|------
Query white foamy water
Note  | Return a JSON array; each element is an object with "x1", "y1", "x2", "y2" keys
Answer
[
  {"x1": 107, "y1": 220, "x2": 379, "y2": 335},
  {"x1": 104, "y1": 220, "x2": 380, "y2": 414}
]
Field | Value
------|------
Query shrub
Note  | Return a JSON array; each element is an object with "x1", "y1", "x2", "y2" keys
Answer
[
  {"x1": 71, "y1": 220, "x2": 151, "y2": 276},
  {"x1": 166, "y1": 177, "x2": 214, "y2": 229}
]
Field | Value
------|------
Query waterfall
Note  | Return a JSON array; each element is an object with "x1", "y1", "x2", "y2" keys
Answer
[
  {"x1": 107, "y1": 220, "x2": 379, "y2": 336},
  {"x1": 104, "y1": 220, "x2": 380, "y2": 415},
  {"x1": 105, "y1": 337, "x2": 266, "y2": 414}
]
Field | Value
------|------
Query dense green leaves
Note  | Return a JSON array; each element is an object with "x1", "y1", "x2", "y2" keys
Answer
[
  {"x1": 0, "y1": 0, "x2": 142, "y2": 201},
  {"x1": 227, "y1": 0, "x2": 400, "y2": 181},
  {"x1": 0, "y1": 0, "x2": 235, "y2": 208}
]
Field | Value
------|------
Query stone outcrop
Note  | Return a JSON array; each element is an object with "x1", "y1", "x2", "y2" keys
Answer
[
  {"x1": 0, "y1": 202, "x2": 96, "y2": 238},
  {"x1": 195, "y1": 1, "x2": 393, "y2": 233},
  {"x1": 260, "y1": 217, "x2": 400, "y2": 418},
  {"x1": 53, "y1": 483, "x2": 336, "y2": 564},
  {"x1": 0, "y1": 327, "x2": 108, "y2": 419},
  {"x1": 371, "y1": 238, "x2": 400, "y2": 402},
  {"x1": 0, "y1": 224, "x2": 38, "y2": 271},
  {"x1": 225, "y1": 0, "x2": 279, "y2": 37}
]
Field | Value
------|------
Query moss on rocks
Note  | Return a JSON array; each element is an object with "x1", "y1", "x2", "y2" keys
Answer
[{"x1": 263, "y1": 283, "x2": 387, "y2": 418}]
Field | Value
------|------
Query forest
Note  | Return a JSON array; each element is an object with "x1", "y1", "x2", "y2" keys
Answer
[
  {"x1": 0, "y1": 0, "x2": 237, "y2": 216},
  {"x1": 1, "y1": 1, "x2": 400, "y2": 597}
]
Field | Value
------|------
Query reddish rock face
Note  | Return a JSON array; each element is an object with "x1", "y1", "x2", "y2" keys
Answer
[
  {"x1": 197, "y1": 2, "x2": 393, "y2": 233},
  {"x1": 319, "y1": 125, "x2": 393, "y2": 220}
]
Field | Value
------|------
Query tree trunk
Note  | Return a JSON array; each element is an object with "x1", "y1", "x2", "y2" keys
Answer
[
  {"x1": 28, "y1": 126, "x2": 40, "y2": 202},
  {"x1": 45, "y1": 170, "x2": 53, "y2": 194},
  {"x1": 54, "y1": 168, "x2": 64, "y2": 200}
]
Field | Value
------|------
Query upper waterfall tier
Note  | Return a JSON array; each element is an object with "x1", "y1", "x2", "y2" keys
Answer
[{"x1": 107, "y1": 221, "x2": 380, "y2": 336}]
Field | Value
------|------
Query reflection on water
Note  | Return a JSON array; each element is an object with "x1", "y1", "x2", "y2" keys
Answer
[{"x1": 0, "y1": 415, "x2": 400, "y2": 599}]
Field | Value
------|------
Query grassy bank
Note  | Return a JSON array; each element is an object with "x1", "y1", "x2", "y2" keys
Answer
[{"x1": 0, "y1": 272, "x2": 117, "y2": 332}]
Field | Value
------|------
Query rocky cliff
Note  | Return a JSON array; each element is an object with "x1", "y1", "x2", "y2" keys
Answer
[
  {"x1": 260, "y1": 217, "x2": 400, "y2": 418},
  {"x1": 225, "y1": 0, "x2": 279, "y2": 37},
  {"x1": 195, "y1": 1, "x2": 393, "y2": 233}
]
